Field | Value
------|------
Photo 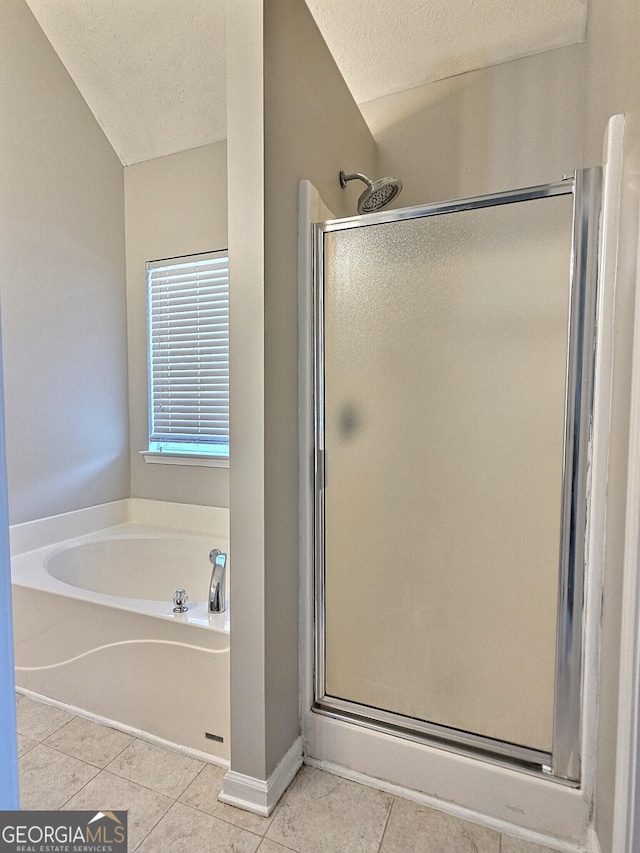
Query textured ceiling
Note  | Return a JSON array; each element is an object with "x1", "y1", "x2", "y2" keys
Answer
[
  {"x1": 24, "y1": 0, "x2": 226, "y2": 166},
  {"x1": 305, "y1": 0, "x2": 588, "y2": 104},
  {"x1": 23, "y1": 0, "x2": 587, "y2": 166}
]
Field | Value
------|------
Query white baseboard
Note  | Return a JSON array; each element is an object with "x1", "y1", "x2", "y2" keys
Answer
[
  {"x1": 219, "y1": 736, "x2": 303, "y2": 816},
  {"x1": 586, "y1": 826, "x2": 603, "y2": 853}
]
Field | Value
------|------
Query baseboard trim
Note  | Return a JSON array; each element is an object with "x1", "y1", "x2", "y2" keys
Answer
[
  {"x1": 586, "y1": 826, "x2": 603, "y2": 853},
  {"x1": 303, "y1": 756, "x2": 587, "y2": 853},
  {"x1": 219, "y1": 736, "x2": 303, "y2": 816}
]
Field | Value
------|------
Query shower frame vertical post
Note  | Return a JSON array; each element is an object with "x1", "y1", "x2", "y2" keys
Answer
[{"x1": 552, "y1": 167, "x2": 602, "y2": 782}]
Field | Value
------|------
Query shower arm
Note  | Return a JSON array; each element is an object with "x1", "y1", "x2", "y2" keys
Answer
[{"x1": 339, "y1": 171, "x2": 373, "y2": 189}]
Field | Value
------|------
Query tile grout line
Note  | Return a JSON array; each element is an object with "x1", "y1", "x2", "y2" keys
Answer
[
  {"x1": 94, "y1": 764, "x2": 191, "y2": 801},
  {"x1": 258, "y1": 834, "x2": 299, "y2": 852},
  {"x1": 129, "y1": 794, "x2": 176, "y2": 853},
  {"x1": 16, "y1": 737, "x2": 38, "y2": 758},
  {"x1": 18, "y1": 740, "x2": 100, "y2": 805},
  {"x1": 34, "y1": 741, "x2": 99, "y2": 772},
  {"x1": 28, "y1": 740, "x2": 202, "y2": 807},
  {"x1": 35, "y1": 737, "x2": 127, "y2": 774},
  {"x1": 173, "y1": 764, "x2": 206, "y2": 802},
  {"x1": 57, "y1": 771, "x2": 103, "y2": 812},
  {"x1": 96, "y1": 732, "x2": 137, "y2": 767},
  {"x1": 177, "y1": 799, "x2": 267, "y2": 841},
  {"x1": 101, "y1": 739, "x2": 205, "y2": 800},
  {"x1": 43, "y1": 716, "x2": 137, "y2": 761},
  {"x1": 16, "y1": 747, "x2": 99, "y2": 811},
  {"x1": 132, "y1": 799, "x2": 274, "y2": 853},
  {"x1": 28, "y1": 750, "x2": 182, "y2": 813},
  {"x1": 376, "y1": 795, "x2": 395, "y2": 852},
  {"x1": 15, "y1": 710, "x2": 79, "y2": 744},
  {"x1": 16, "y1": 717, "x2": 79, "y2": 744}
]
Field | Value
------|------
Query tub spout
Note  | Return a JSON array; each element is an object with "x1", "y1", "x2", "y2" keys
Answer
[{"x1": 209, "y1": 549, "x2": 227, "y2": 613}]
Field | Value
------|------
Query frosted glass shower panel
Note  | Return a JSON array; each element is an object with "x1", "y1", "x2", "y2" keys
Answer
[{"x1": 321, "y1": 195, "x2": 573, "y2": 753}]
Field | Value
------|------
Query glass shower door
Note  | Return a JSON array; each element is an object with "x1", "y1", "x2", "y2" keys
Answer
[{"x1": 314, "y1": 174, "x2": 600, "y2": 780}]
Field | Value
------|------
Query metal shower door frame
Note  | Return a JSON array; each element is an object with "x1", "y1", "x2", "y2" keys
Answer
[{"x1": 312, "y1": 169, "x2": 602, "y2": 783}]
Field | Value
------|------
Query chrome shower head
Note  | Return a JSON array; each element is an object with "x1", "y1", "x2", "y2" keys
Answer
[{"x1": 339, "y1": 170, "x2": 403, "y2": 214}]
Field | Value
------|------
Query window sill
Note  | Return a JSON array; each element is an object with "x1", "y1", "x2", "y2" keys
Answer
[{"x1": 140, "y1": 451, "x2": 229, "y2": 469}]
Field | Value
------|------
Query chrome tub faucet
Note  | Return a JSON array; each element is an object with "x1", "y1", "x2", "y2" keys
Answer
[{"x1": 209, "y1": 549, "x2": 227, "y2": 613}]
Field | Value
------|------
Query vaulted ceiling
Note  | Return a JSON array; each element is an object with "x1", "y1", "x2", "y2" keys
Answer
[{"x1": 23, "y1": 0, "x2": 588, "y2": 165}]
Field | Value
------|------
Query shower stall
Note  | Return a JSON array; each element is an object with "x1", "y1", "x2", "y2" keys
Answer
[{"x1": 311, "y1": 170, "x2": 601, "y2": 784}]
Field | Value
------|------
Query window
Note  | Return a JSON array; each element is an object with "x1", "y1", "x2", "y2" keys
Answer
[{"x1": 145, "y1": 250, "x2": 229, "y2": 461}]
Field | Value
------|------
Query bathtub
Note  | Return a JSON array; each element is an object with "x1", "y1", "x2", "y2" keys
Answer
[{"x1": 10, "y1": 499, "x2": 230, "y2": 762}]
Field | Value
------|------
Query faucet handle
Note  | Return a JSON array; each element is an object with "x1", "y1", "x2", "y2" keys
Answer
[{"x1": 173, "y1": 588, "x2": 188, "y2": 613}]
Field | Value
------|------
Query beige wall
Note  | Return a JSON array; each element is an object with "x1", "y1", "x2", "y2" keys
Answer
[
  {"x1": 227, "y1": 0, "x2": 377, "y2": 781},
  {"x1": 360, "y1": 44, "x2": 586, "y2": 206},
  {"x1": 0, "y1": 0, "x2": 129, "y2": 525},
  {"x1": 587, "y1": 0, "x2": 640, "y2": 847},
  {"x1": 124, "y1": 142, "x2": 229, "y2": 508}
]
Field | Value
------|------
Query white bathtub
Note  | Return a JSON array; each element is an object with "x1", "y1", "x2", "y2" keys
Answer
[{"x1": 10, "y1": 499, "x2": 230, "y2": 762}]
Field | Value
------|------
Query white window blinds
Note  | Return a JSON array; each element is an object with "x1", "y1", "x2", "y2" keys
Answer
[{"x1": 146, "y1": 250, "x2": 229, "y2": 457}]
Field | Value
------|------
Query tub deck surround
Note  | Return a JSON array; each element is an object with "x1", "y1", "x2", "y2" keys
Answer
[
  {"x1": 9, "y1": 497, "x2": 230, "y2": 555},
  {"x1": 10, "y1": 500, "x2": 230, "y2": 761},
  {"x1": 12, "y1": 524, "x2": 229, "y2": 628}
]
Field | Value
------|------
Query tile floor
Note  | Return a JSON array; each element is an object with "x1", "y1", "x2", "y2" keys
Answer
[{"x1": 16, "y1": 692, "x2": 565, "y2": 853}]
